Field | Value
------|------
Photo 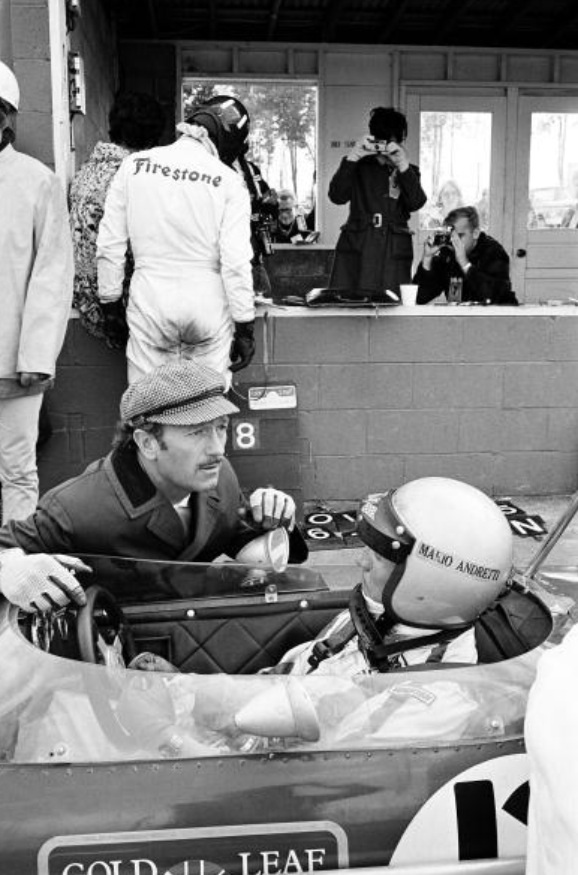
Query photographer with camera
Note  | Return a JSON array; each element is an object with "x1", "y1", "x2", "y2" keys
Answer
[
  {"x1": 236, "y1": 149, "x2": 278, "y2": 298},
  {"x1": 328, "y1": 107, "x2": 427, "y2": 300},
  {"x1": 414, "y1": 206, "x2": 518, "y2": 306}
]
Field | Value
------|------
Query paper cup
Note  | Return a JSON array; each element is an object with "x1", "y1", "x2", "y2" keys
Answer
[{"x1": 400, "y1": 284, "x2": 418, "y2": 306}]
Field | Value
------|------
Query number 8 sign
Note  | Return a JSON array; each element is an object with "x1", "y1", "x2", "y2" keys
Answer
[{"x1": 231, "y1": 418, "x2": 261, "y2": 451}]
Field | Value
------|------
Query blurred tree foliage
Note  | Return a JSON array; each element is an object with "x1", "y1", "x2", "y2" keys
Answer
[{"x1": 183, "y1": 81, "x2": 316, "y2": 201}]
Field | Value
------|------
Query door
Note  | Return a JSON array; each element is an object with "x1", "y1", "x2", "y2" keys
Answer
[
  {"x1": 406, "y1": 93, "x2": 508, "y2": 272},
  {"x1": 514, "y1": 96, "x2": 578, "y2": 302}
]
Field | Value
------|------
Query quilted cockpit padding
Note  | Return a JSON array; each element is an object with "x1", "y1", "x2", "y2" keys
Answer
[{"x1": 129, "y1": 602, "x2": 343, "y2": 674}]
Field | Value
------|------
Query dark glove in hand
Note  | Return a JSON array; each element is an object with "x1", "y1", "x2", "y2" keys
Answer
[{"x1": 230, "y1": 320, "x2": 256, "y2": 373}]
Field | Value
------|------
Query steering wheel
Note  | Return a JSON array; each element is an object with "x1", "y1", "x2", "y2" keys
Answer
[
  {"x1": 76, "y1": 585, "x2": 138, "y2": 749},
  {"x1": 76, "y1": 584, "x2": 137, "y2": 667}
]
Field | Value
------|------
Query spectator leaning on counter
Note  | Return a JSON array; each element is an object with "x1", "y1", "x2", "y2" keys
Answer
[
  {"x1": 0, "y1": 62, "x2": 73, "y2": 525},
  {"x1": 69, "y1": 91, "x2": 166, "y2": 349},
  {"x1": 97, "y1": 95, "x2": 256, "y2": 384},
  {"x1": 328, "y1": 107, "x2": 427, "y2": 300},
  {"x1": 413, "y1": 206, "x2": 518, "y2": 306}
]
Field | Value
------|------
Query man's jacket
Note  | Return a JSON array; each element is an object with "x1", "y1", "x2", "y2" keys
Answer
[{"x1": 0, "y1": 444, "x2": 262, "y2": 562}]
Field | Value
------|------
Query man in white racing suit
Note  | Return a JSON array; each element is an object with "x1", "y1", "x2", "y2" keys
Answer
[
  {"x1": 265, "y1": 478, "x2": 517, "y2": 745},
  {"x1": 97, "y1": 96, "x2": 255, "y2": 384},
  {"x1": 117, "y1": 479, "x2": 519, "y2": 755}
]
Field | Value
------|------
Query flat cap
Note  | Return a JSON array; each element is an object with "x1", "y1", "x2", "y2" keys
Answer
[{"x1": 120, "y1": 360, "x2": 239, "y2": 426}]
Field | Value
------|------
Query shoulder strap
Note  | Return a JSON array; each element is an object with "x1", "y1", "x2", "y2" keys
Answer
[{"x1": 308, "y1": 584, "x2": 463, "y2": 674}]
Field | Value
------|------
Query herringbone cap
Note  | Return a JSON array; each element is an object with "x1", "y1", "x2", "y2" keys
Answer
[{"x1": 120, "y1": 361, "x2": 239, "y2": 426}]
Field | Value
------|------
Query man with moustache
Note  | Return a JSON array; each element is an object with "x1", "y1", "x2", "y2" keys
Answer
[{"x1": 0, "y1": 360, "x2": 302, "y2": 612}]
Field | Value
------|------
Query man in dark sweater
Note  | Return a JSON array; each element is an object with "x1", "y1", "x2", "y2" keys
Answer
[{"x1": 413, "y1": 206, "x2": 518, "y2": 306}]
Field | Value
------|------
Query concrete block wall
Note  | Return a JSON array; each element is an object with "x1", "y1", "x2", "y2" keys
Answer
[
  {"x1": 238, "y1": 308, "x2": 578, "y2": 502},
  {"x1": 38, "y1": 320, "x2": 127, "y2": 492},
  {"x1": 39, "y1": 308, "x2": 578, "y2": 507},
  {"x1": 69, "y1": 0, "x2": 119, "y2": 169},
  {"x1": 9, "y1": 0, "x2": 54, "y2": 166}
]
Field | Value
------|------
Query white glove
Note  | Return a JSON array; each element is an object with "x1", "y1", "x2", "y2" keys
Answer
[
  {"x1": 249, "y1": 488, "x2": 296, "y2": 531},
  {"x1": 346, "y1": 138, "x2": 370, "y2": 162},
  {"x1": 0, "y1": 549, "x2": 90, "y2": 612}
]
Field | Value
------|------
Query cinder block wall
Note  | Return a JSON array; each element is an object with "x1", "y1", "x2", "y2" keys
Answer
[
  {"x1": 236, "y1": 309, "x2": 578, "y2": 502},
  {"x1": 40, "y1": 309, "x2": 578, "y2": 503},
  {"x1": 69, "y1": 0, "x2": 119, "y2": 169},
  {"x1": 9, "y1": 0, "x2": 54, "y2": 166}
]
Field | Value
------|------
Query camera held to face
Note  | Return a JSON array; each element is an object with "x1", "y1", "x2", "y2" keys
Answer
[
  {"x1": 363, "y1": 137, "x2": 390, "y2": 153},
  {"x1": 432, "y1": 229, "x2": 453, "y2": 248}
]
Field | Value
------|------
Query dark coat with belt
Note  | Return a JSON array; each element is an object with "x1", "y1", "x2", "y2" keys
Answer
[
  {"x1": 328, "y1": 155, "x2": 427, "y2": 299},
  {"x1": 0, "y1": 443, "x2": 304, "y2": 566},
  {"x1": 413, "y1": 232, "x2": 518, "y2": 306}
]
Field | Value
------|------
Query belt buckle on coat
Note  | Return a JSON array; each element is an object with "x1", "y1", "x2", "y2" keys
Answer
[{"x1": 372, "y1": 213, "x2": 383, "y2": 229}]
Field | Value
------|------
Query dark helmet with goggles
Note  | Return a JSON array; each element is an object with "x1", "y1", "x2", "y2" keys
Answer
[
  {"x1": 186, "y1": 95, "x2": 250, "y2": 165},
  {"x1": 356, "y1": 477, "x2": 513, "y2": 631}
]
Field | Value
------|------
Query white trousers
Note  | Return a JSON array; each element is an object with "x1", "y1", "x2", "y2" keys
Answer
[{"x1": 0, "y1": 393, "x2": 42, "y2": 524}]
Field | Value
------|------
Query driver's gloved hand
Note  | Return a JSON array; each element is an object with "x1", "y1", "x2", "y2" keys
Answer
[
  {"x1": 0, "y1": 548, "x2": 89, "y2": 612},
  {"x1": 229, "y1": 320, "x2": 256, "y2": 373}
]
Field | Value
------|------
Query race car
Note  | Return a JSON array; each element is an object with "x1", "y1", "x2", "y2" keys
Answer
[{"x1": 0, "y1": 502, "x2": 575, "y2": 875}]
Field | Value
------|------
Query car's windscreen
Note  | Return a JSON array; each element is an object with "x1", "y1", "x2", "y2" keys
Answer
[{"x1": 0, "y1": 597, "x2": 546, "y2": 766}]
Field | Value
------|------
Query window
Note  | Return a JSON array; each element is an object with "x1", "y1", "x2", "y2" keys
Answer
[
  {"x1": 182, "y1": 79, "x2": 318, "y2": 222},
  {"x1": 528, "y1": 112, "x2": 578, "y2": 228},
  {"x1": 418, "y1": 111, "x2": 493, "y2": 231}
]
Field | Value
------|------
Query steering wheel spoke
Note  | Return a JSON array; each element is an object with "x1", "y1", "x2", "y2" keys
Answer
[{"x1": 76, "y1": 585, "x2": 138, "y2": 748}]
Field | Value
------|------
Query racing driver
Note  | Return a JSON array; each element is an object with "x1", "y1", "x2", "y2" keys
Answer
[
  {"x1": 0, "y1": 360, "x2": 305, "y2": 612},
  {"x1": 277, "y1": 476, "x2": 514, "y2": 674}
]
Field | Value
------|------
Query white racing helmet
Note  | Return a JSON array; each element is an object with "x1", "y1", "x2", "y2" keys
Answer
[
  {"x1": 0, "y1": 61, "x2": 19, "y2": 112},
  {"x1": 356, "y1": 477, "x2": 513, "y2": 630}
]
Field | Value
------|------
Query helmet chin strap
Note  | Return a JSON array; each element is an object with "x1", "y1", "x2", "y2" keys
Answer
[
  {"x1": 0, "y1": 126, "x2": 15, "y2": 152},
  {"x1": 306, "y1": 583, "x2": 463, "y2": 674},
  {"x1": 349, "y1": 584, "x2": 463, "y2": 672}
]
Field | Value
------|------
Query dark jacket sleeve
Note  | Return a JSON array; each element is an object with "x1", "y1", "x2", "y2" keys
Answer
[
  {"x1": 0, "y1": 493, "x2": 76, "y2": 555},
  {"x1": 466, "y1": 240, "x2": 517, "y2": 305},
  {"x1": 396, "y1": 165, "x2": 428, "y2": 213},
  {"x1": 414, "y1": 261, "x2": 449, "y2": 304},
  {"x1": 328, "y1": 158, "x2": 358, "y2": 205}
]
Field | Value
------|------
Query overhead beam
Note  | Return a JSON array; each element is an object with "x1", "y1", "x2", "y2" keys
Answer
[
  {"x1": 267, "y1": 0, "x2": 284, "y2": 40},
  {"x1": 322, "y1": 0, "x2": 348, "y2": 42},
  {"x1": 540, "y1": 0, "x2": 578, "y2": 47},
  {"x1": 499, "y1": 0, "x2": 540, "y2": 37},
  {"x1": 146, "y1": 0, "x2": 158, "y2": 37},
  {"x1": 208, "y1": 0, "x2": 218, "y2": 39},
  {"x1": 377, "y1": 0, "x2": 410, "y2": 44},
  {"x1": 432, "y1": 0, "x2": 478, "y2": 43}
]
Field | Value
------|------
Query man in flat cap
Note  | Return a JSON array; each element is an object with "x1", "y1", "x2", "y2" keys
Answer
[{"x1": 0, "y1": 360, "x2": 302, "y2": 612}]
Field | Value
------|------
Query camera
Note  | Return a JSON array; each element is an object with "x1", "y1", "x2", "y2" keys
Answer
[
  {"x1": 252, "y1": 214, "x2": 274, "y2": 257},
  {"x1": 363, "y1": 137, "x2": 389, "y2": 153},
  {"x1": 432, "y1": 230, "x2": 453, "y2": 247}
]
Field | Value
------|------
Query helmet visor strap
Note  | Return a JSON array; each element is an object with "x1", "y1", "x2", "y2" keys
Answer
[{"x1": 356, "y1": 492, "x2": 415, "y2": 564}]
